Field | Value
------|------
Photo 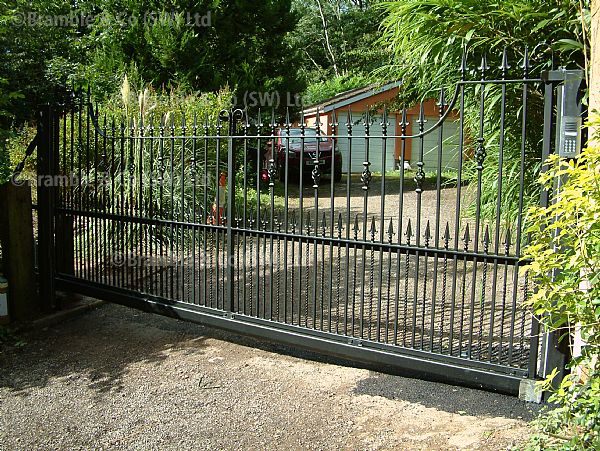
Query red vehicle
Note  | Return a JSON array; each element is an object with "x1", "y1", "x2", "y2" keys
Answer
[{"x1": 263, "y1": 128, "x2": 342, "y2": 183}]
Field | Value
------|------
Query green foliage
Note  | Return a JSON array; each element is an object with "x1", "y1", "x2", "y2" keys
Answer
[
  {"x1": 303, "y1": 73, "x2": 375, "y2": 105},
  {"x1": 82, "y1": 0, "x2": 305, "y2": 106},
  {"x1": 455, "y1": 83, "x2": 546, "y2": 228},
  {"x1": 1, "y1": 125, "x2": 37, "y2": 188},
  {"x1": 523, "y1": 117, "x2": 600, "y2": 450},
  {"x1": 0, "y1": 1, "x2": 83, "y2": 125},
  {"x1": 528, "y1": 366, "x2": 600, "y2": 449},
  {"x1": 0, "y1": 140, "x2": 10, "y2": 184},
  {"x1": 378, "y1": 0, "x2": 587, "y2": 224},
  {"x1": 1, "y1": 0, "x2": 306, "y2": 127},
  {"x1": 378, "y1": 0, "x2": 586, "y2": 103},
  {"x1": 290, "y1": 0, "x2": 390, "y2": 98},
  {"x1": 73, "y1": 78, "x2": 233, "y2": 251},
  {"x1": 524, "y1": 137, "x2": 600, "y2": 354},
  {"x1": 0, "y1": 73, "x2": 25, "y2": 181},
  {"x1": 77, "y1": 78, "x2": 286, "y2": 252}
]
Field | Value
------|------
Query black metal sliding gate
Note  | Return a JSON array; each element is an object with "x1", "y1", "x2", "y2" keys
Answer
[{"x1": 36, "y1": 51, "x2": 570, "y2": 394}]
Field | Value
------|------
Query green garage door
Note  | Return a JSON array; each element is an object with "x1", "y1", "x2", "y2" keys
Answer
[
  {"x1": 411, "y1": 118, "x2": 461, "y2": 172},
  {"x1": 336, "y1": 113, "x2": 397, "y2": 173}
]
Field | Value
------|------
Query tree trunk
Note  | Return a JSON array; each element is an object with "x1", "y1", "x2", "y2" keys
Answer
[{"x1": 315, "y1": 0, "x2": 339, "y2": 77}]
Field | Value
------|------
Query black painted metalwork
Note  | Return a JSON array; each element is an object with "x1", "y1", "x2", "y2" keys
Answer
[{"x1": 33, "y1": 49, "x2": 573, "y2": 395}]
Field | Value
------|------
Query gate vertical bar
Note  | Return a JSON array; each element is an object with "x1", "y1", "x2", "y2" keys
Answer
[
  {"x1": 37, "y1": 104, "x2": 58, "y2": 310},
  {"x1": 225, "y1": 109, "x2": 239, "y2": 314}
]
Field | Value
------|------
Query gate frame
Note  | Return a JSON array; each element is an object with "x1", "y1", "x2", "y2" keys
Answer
[{"x1": 33, "y1": 67, "x2": 583, "y2": 398}]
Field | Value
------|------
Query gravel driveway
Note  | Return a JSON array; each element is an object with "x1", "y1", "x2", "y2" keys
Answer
[{"x1": 0, "y1": 302, "x2": 541, "y2": 450}]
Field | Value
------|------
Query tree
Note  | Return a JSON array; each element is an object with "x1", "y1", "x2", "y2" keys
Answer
[
  {"x1": 289, "y1": 2, "x2": 389, "y2": 80},
  {"x1": 0, "y1": 0, "x2": 82, "y2": 126},
  {"x1": 82, "y1": 0, "x2": 305, "y2": 106},
  {"x1": 1, "y1": 0, "x2": 307, "y2": 125},
  {"x1": 378, "y1": 0, "x2": 586, "y2": 104}
]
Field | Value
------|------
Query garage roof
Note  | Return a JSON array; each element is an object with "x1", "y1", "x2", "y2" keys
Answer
[{"x1": 303, "y1": 80, "x2": 402, "y2": 115}]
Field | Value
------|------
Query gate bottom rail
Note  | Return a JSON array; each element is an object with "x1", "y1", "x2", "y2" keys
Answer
[{"x1": 55, "y1": 274, "x2": 530, "y2": 395}]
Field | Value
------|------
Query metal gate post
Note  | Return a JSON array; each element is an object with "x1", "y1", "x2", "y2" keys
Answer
[
  {"x1": 538, "y1": 68, "x2": 585, "y2": 392},
  {"x1": 525, "y1": 75, "x2": 555, "y2": 381},
  {"x1": 224, "y1": 109, "x2": 241, "y2": 314},
  {"x1": 520, "y1": 80, "x2": 555, "y2": 401},
  {"x1": 519, "y1": 72, "x2": 558, "y2": 402},
  {"x1": 37, "y1": 104, "x2": 59, "y2": 310}
]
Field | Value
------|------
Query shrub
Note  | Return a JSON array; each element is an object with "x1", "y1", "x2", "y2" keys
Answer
[
  {"x1": 378, "y1": 0, "x2": 586, "y2": 226},
  {"x1": 63, "y1": 77, "x2": 234, "y2": 253},
  {"x1": 524, "y1": 116, "x2": 600, "y2": 449},
  {"x1": 71, "y1": 77, "x2": 285, "y2": 254}
]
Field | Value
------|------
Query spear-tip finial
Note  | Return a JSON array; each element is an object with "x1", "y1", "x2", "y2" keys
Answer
[
  {"x1": 521, "y1": 46, "x2": 530, "y2": 77},
  {"x1": 443, "y1": 222, "x2": 451, "y2": 248},
  {"x1": 270, "y1": 108, "x2": 276, "y2": 130},
  {"x1": 400, "y1": 107, "x2": 409, "y2": 135},
  {"x1": 479, "y1": 54, "x2": 489, "y2": 79},
  {"x1": 369, "y1": 216, "x2": 377, "y2": 238},
  {"x1": 406, "y1": 218, "x2": 413, "y2": 241},
  {"x1": 330, "y1": 108, "x2": 338, "y2": 129},
  {"x1": 504, "y1": 228, "x2": 512, "y2": 253},
  {"x1": 460, "y1": 48, "x2": 468, "y2": 79},
  {"x1": 463, "y1": 223, "x2": 471, "y2": 248},
  {"x1": 424, "y1": 220, "x2": 431, "y2": 246},
  {"x1": 437, "y1": 88, "x2": 446, "y2": 116},
  {"x1": 417, "y1": 102, "x2": 426, "y2": 131},
  {"x1": 483, "y1": 225, "x2": 490, "y2": 251},
  {"x1": 346, "y1": 108, "x2": 353, "y2": 131},
  {"x1": 285, "y1": 107, "x2": 291, "y2": 130}
]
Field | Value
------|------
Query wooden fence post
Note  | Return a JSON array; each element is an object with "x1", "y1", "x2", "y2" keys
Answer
[{"x1": 0, "y1": 182, "x2": 39, "y2": 321}]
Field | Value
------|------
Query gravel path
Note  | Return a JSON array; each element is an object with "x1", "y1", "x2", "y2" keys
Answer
[{"x1": 0, "y1": 302, "x2": 541, "y2": 450}]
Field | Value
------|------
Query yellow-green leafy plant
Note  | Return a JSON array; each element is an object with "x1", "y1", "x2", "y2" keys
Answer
[{"x1": 524, "y1": 116, "x2": 600, "y2": 450}]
